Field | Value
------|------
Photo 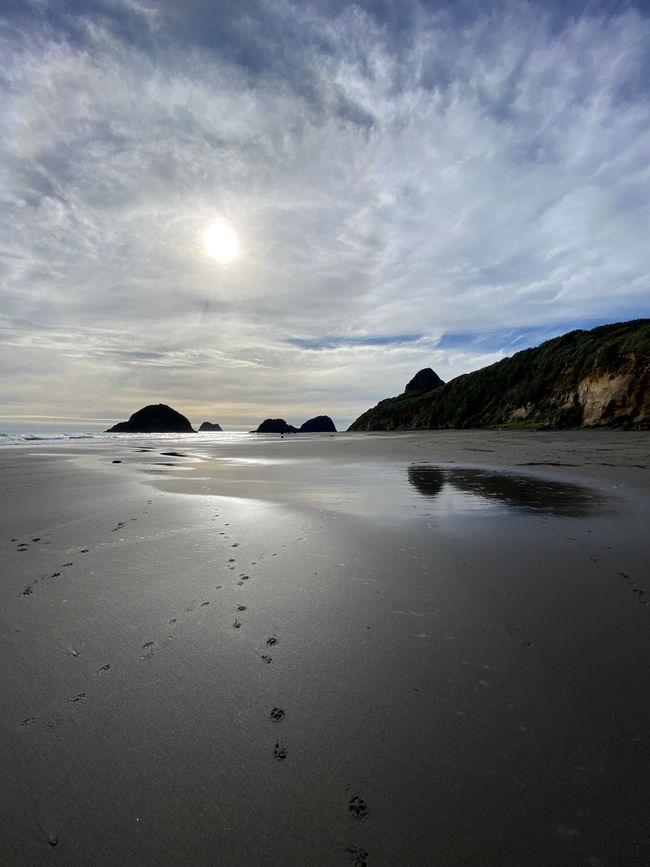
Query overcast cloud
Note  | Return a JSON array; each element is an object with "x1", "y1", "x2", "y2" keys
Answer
[{"x1": 1, "y1": 0, "x2": 648, "y2": 429}]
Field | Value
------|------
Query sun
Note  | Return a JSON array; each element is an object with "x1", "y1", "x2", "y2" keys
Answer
[{"x1": 202, "y1": 222, "x2": 240, "y2": 264}]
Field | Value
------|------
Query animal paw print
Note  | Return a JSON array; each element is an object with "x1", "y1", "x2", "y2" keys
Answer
[
  {"x1": 345, "y1": 845, "x2": 369, "y2": 867},
  {"x1": 273, "y1": 741, "x2": 287, "y2": 761},
  {"x1": 270, "y1": 707, "x2": 285, "y2": 722},
  {"x1": 348, "y1": 796, "x2": 368, "y2": 819}
]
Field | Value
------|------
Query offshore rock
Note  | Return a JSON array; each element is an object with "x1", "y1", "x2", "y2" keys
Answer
[
  {"x1": 199, "y1": 422, "x2": 222, "y2": 431},
  {"x1": 253, "y1": 419, "x2": 299, "y2": 434},
  {"x1": 299, "y1": 415, "x2": 337, "y2": 432},
  {"x1": 106, "y1": 404, "x2": 195, "y2": 433}
]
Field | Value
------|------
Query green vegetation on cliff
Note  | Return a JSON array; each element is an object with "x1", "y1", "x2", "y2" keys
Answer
[{"x1": 349, "y1": 319, "x2": 650, "y2": 431}]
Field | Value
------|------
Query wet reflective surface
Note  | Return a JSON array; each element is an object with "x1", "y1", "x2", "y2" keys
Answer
[{"x1": 407, "y1": 464, "x2": 609, "y2": 517}]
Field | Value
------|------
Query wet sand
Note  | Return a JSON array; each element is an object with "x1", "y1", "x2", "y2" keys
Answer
[{"x1": 1, "y1": 430, "x2": 649, "y2": 866}]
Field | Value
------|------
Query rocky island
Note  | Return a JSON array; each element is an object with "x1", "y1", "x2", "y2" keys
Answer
[
  {"x1": 350, "y1": 319, "x2": 650, "y2": 431},
  {"x1": 106, "y1": 404, "x2": 195, "y2": 433},
  {"x1": 252, "y1": 415, "x2": 337, "y2": 433},
  {"x1": 299, "y1": 415, "x2": 337, "y2": 432},
  {"x1": 253, "y1": 418, "x2": 299, "y2": 433},
  {"x1": 199, "y1": 422, "x2": 222, "y2": 431}
]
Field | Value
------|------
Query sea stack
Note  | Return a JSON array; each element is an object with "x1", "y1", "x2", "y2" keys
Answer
[
  {"x1": 106, "y1": 404, "x2": 195, "y2": 433},
  {"x1": 253, "y1": 419, "x2": 298, "y2": 433},
  {"x1": 199, "y1": 422, "x2": 222, "y2": 431},
  {"x1": 299, "y1": 415, "x2": 337, "y2": 432}
]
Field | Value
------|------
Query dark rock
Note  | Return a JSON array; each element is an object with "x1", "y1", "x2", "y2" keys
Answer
[
  {"x1": 299, "y1": 415, "x2": 337, "y2": 432},
  {"x1": 405, "y1": 368, "x2": 445, "y2": 393},
  {"x1": 106, "y1": 404, "x2": 195, "y2": 433},
  {"x1": 199, "y1": 421, "x2": 222, "y2": 431},
  {"x1": 252, "y1": 419, "x2": 298, "y2": 433}
]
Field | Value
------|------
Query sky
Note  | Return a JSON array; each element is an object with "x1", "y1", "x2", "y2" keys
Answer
[{"x1": 1, "y1": 0, "x2": 649, "y2": 431}]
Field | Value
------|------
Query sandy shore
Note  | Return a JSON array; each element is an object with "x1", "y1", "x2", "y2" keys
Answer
[{"x1": 1, "y1": 430, "x2": 649, "y2": 866}]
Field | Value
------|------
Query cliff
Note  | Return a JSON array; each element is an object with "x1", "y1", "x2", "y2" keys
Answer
[{"x1": 349, "y1": 320, "x2": 650, "y2": 431}]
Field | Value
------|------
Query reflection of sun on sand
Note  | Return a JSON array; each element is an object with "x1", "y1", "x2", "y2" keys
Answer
[{"x1": 202, "y1": 221, "x2": 240, "y2": 263}]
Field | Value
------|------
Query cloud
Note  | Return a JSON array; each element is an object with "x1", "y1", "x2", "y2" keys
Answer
[{"x1": 0, "y1": 0, "x2": 648, "y2": 427}]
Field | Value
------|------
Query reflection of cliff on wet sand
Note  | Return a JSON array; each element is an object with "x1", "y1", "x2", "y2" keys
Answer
[{"x1": 407, "y1": 465, "x2": 609, "y2": 517}]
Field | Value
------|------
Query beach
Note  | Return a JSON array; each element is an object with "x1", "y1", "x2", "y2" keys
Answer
[{"x1": 1, "y1": 430, "x2": 649, "y2": 866}]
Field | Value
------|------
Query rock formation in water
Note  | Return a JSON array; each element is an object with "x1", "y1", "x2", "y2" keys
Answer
[
  {"x1": 199, "y1": 422, "x2": 222, "y2": 431},
  {"x1": 106, "y1": 404, "x2": 195, "y2": 433},
  {"x1": 299, "y1": 415, "x2": 337, "y2": 432},
  {"x1": 404, "y1": 368, "x2": 445, "y2": 394},
  {"x1": 253, "y1": 418, "x2": 299, "y2": 433},
  {"x1": 349, "y1": 319, "x2": 650, "y2": 431}
]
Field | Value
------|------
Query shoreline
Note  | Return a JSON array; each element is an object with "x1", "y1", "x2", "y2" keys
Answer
[{"x1": 2, "y1": 431, "x2": 649, "y2": 865}]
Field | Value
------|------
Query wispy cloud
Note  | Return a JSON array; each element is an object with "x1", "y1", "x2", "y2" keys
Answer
[{"x1": 0, "y1": 0, "x2": 648, "y2": 427}]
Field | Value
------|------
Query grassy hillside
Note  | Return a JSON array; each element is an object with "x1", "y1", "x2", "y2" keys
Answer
[{"x1": 349, "y1": 319, "x2": 650, "y2": 431}]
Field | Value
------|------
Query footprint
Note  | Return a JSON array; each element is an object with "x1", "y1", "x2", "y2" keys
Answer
[
  {"x1": 21, "y1": 717, "x2": 36, "y2": 727},
  {"x1": 142, "y1": 641, "x2": 155, "y2": 658},
  {"x1": 233, "y1": 620, "x2": 242, "y2": 629},
  {"x1": 96, "y1": 664, "x2": 111, "y2": 674},
  {"x1": 270, "y1": 707, "x2": 285, "y2": 722},
  {"x1": 62, "y1": 562, "x2": 73, "y2": 568},
  {"x1": 273, "y1": 742, "x2": 287, "y2": 761},
  {"x1": 261, "y1": 655, "x2": 273, "y2": 664},
  {"x1": 80, "y1": 548, "x2": 89, "y2": 553},
  {"x1": 51, "y1": 572, "x2": 61, "y2": 577},
  {"x1": 506, "y1": 623, "x2": 533, "y2": 647},
  {"x1": 266, "y1": 637, "x2": 278, "y2": 646},
  {"x1": 68, "y1": 693, "x2": 86, "y2": 704},
  {"x1": 200, "y1": 601, "x2": 210, "y2": 607},
  {"x1": 348, "y1": 796, "x2": 368, "y2": 819},
  {"x1": 32, "y1": 811, "x2": 60, "y2": 849},
  {"x1": 21, "y1": 585, "x2": 34, "y2": 596},
  {"x1": 237, "y1": 605, "x2": 247, "y2": 612},
  {"x1": 345, "y1": 845, "x2": 369, "y2": 867}
]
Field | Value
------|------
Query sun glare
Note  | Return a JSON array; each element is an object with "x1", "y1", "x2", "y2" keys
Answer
[{"x1": 202, "y1": 222, "x2": 240, "y2": 264}]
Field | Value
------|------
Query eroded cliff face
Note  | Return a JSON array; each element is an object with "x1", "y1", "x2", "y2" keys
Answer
[
  {"x1": 577, "y1": 354, "x2": 649, "y2": 427},
  {"x1": 508, "y1": 353, "x2": 649, "y2": 428}
]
